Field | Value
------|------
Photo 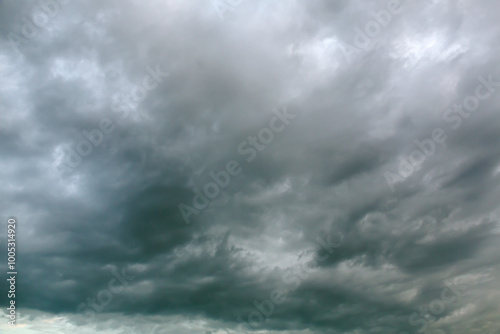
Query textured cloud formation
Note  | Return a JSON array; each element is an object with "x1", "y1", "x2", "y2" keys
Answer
[{"x1": 0, "y1": 0, "x2": 499, "y2": 333}]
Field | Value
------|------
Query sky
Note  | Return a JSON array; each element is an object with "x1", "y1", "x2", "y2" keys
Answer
[{"x1": 0, "y1": 0, "x2": 499, "y2": 333}]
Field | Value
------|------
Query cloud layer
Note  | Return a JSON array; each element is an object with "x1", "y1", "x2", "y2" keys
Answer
[{"x1": 0, "y1": 0, "x2": 499, "y2": 333}]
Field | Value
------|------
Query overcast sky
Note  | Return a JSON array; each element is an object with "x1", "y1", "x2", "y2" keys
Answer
[{"x1": 1, "y1": 0, "x2": 500, "y2": 333}]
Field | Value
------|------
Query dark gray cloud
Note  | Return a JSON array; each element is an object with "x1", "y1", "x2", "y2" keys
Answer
[{"x1": 0, "y1": 0, "x2": 499, "y2": 333}]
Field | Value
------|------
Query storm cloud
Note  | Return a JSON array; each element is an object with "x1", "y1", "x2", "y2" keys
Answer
[{"x1": 0, "y1": 0, "x2": 499, "y2": 333}]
